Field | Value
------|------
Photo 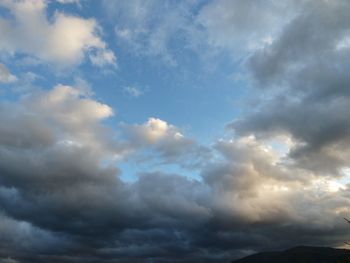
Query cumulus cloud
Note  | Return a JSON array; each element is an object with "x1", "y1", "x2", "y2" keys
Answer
[
  {"x1": 199, "y1": 136, "x2": 350, "y2": 257},
  {"x1": 23, "y1": 84, "x2": 117, "y2": 156},
  {"x1": 120, "y1": 118, "x2": 210, "y2": 168},
  {"x1": 1, "y1": 85, "x2": 350, "y2": 262},
  {"x1": 0, "y1": 0, "x2": 115, "y2": 66},
  {"x1": 0, "y1": 85, "x2": 132, "y2": 260},
  {"x1": 124, "y1": 117, "x2": 184, "y2": 145},
  {"x1": 0, "y1": 86, "x2": 211, "y2": 261}
]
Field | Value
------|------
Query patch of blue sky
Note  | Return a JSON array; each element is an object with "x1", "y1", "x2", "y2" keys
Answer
[
  {"x1": 119, "y1": 157, "x2": 202, "y2": 183},
  {"x1": 0, "y1": 0, "x2": 251, "y2": 151}
]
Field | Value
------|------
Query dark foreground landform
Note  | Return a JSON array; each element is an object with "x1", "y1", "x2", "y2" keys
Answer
[{"x1": 232, "y1": 246, "x2": 350, "y2": 263}]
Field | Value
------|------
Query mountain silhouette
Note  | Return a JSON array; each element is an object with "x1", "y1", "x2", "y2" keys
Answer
[{"x1": 232, "y1": 246, "x2": 350, "y2": 263}]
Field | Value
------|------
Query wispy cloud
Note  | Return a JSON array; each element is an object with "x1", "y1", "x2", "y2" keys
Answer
[
  {"x1": 0, "y1": 63, "x2": 17, "y2": 83},
  {"x1": 123, "y1": 85, "x2": 143, "y2": 98}
]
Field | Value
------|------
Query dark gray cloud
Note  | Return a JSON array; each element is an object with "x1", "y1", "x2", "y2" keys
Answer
[
  {"x1": 249, "y1": 0, "x2": 350, "y2": 89},
  {"x1": 0, "y1": 88, "x2": 348, "y2": 262},
  {"x1": 230, "y1": 0, "x2": 350, "y2": 175}
]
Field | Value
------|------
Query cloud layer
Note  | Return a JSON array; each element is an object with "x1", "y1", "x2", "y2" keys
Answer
[
  {"x1": 1, "y1": 83, "x2": 350, "y2": 262},
  {"x1": 1, "y1": 0, "x2": 350, "y2": 262}
]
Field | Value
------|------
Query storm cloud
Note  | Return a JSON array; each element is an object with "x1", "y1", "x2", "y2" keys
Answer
[
  {"x1": 232, "y1": 0, "x2": 350, "y2": 175},
  {"x1": 0, "y1": 85, "x2": 349, "y2": 262}
]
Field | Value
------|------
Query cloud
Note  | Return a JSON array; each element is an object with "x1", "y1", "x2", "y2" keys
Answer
[
  {"x1": 197, "y1": 0, "x2": 296, "y2": 53},
  {"x1": 123, "y1": 86, "x2": 143, "y2": 98},
  {"x1": 248, "y1": 0, "x2": 350, "y2": 87},
  {"x1": 25, "y1": 85, "x2": 115, "y2": 154},
  {"x1": 2, "y1": 1, "x2": 350, "y2": 261},
  {"x1": 0, "y1": 84, "x2": 133, "y2": 260},
  {"x1": 56, "y1": 0, "x2": 80, "y2": 4},
  {"x1": 120, "y1": 118, "x2": 210, "y2": 168},
  {"x1": 0, "y1": 63, "x2": 17, "y2": 83},
  {"x1": 124, "y1": 117, "x2": 183, "y2": 144},
  {"x1": 1, "y1": 85, "x2": 350, "y2": 262},
  {"x1": 229, "y1": 0, "x2": 350, "y2": 175},
  {"x1": 0, "y1": 212, "x2": 69, "y2": 257},
  {"x1": 102, "y1": 0, "x2": 298, "y2": 65},
  {"x1": 0, "y1": 87, "x2": 212, "y2": 261},
  {"x1": 103, "y1": 0, "x2": 198, "y2": 65},
  {"x1": 199, "y1": 136, "x2": 350, "y2": 255},
  {"x1": 0, "y1": 0, "x2": 115, "y2": 67}
]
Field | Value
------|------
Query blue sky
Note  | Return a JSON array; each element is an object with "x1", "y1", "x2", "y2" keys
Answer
[
  {"x1": 2, "y1": 0, "x2": 248, "y2": 141},
  {"x1": 1, "y1": 1, "x2": 350, "y2": 262}
]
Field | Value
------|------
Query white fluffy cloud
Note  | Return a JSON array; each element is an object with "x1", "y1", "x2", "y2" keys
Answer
[
  {"x1": 0, "y1": 0, "x2": 115, "y2": 66},
  {"x1": 125, "y1": 117, "x2": 183, "y2": 144},
  {"x1": 28, "y1": 85, "x2": 117, "y2": 156},
  {"x1": 0, "y1": 84, "x2": 117, "y2": 160},
  {"x1": 121, "y1": 118, "x2": 206, "y2": 166}
]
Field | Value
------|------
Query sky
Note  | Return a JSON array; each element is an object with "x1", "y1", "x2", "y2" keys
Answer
[{"x1": 1, "y1": 0, "x2": 350, "y2": 262}]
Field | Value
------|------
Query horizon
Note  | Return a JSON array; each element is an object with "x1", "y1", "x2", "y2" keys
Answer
[{"x1": 1, "y1": 0, "x2": 350, "y2": 262}]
